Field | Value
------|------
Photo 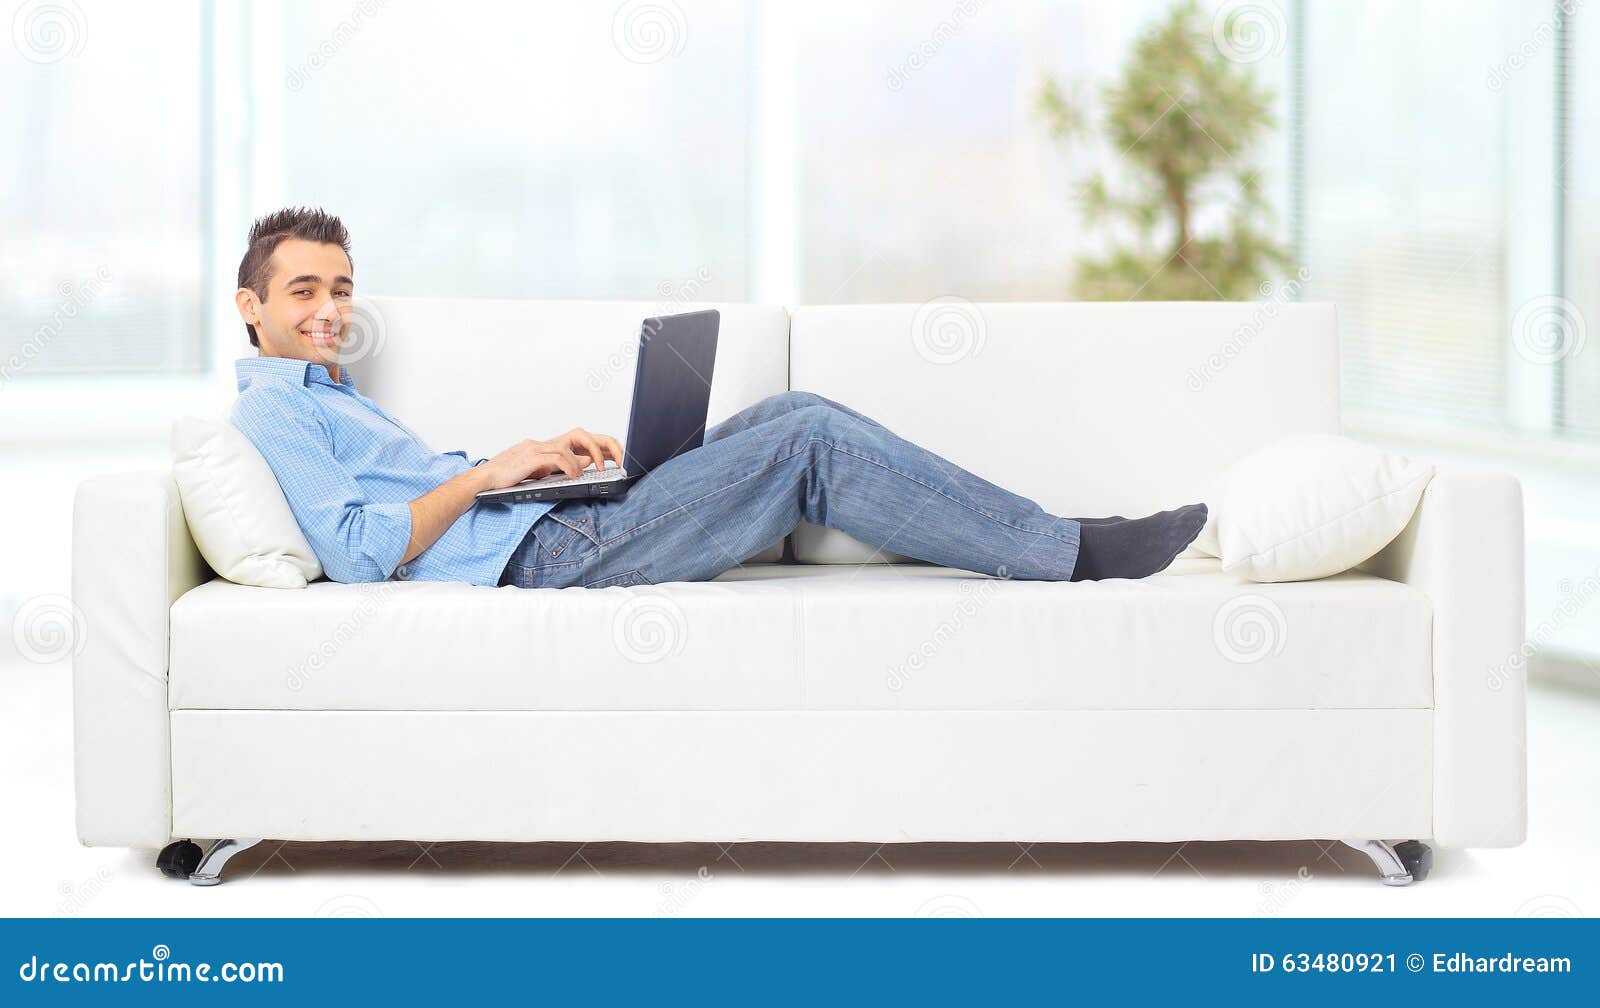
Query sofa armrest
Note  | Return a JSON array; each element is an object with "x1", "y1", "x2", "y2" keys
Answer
[
  {"x1": 72, "y1": 471, "x2": 212, "y2": 848},
  {"x1": 1359, "y1": 465, "x2": 1526, "y2": 848}
]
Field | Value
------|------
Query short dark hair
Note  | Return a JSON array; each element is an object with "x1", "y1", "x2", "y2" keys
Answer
[{"x1": 237, "y1": 207, "x2": 353, "y2": 347}]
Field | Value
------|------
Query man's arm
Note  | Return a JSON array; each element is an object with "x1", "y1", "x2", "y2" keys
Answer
[
  {"x1": 403, "y1": 431, "x2": 626, "y2": 564},
  {"x1": 400, "y1": 466, "x2": 491, "y2": 565},
  {"x1": 235, "y1": 383, "x2": 621, "y2": 579}
]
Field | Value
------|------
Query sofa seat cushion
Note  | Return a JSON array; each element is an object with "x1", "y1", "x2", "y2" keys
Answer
[{"x1": 167, "y1": 558, "x2": 1432, "y2": 712}]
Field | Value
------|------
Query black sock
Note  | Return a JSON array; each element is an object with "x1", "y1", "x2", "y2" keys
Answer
[{"x1": 1068, "y1": 504, "x2": 1207, "y2": 581}]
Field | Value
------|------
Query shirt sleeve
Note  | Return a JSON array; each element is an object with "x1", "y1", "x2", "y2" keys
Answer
[{"x1": 231, "y1": 381, "x2": 413, "y2": 583}]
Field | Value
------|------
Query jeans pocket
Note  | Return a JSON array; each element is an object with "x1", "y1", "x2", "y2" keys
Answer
[
  {"x1": 530, "y1": 506, "x2": 599, "y2": 562},
  {"x1": 582, "y1": 568, "x2": 654, "y2": 589}
]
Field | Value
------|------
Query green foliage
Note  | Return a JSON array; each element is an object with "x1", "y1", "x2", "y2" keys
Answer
[{"x1": 1036, "y1": 0, "x2": 1290, "y2": 300}]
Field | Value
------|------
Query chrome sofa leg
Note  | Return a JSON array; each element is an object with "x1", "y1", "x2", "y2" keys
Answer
[
  {"x1": 188, "y1": 838, "x2": 262, "y2": 886},
  {"x1": 1341, "y1": 838, "x2": 1431, "y2": 886}
]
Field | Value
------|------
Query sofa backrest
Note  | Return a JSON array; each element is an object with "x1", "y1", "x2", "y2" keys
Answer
[
  {"x1": 788, "y1": 301, "x2": 1340, "y2": 563},
  {"x1": 352, "y1": 296, "x2": 1339, "y2": 567},
  {"x1": 355, "y1": 296, "x2": 791, "y2": 462}
]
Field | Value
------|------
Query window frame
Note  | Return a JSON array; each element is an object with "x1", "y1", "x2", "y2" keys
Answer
[{"x1": 0, "y1": 0, "x2": 247, "y2": 443}]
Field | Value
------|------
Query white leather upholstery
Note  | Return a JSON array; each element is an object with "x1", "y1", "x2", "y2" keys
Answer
[
  {"x1": 170, "y1": 708, "x2": 1432, "y2": 843},
  {"x1": 70, "y1": 299, "x2": 1527, "y2": 858},
  {"x1": 73, "y1": 472, "x2": 211, "y2": 848},
  {"x1": 168, "y1": 558, "x2": 1432, "y2": 713},
  {"x1": 1361, "y1": 466, "x2": 1526, "y2": 848},
  {"x1": 788, "y1": 301, "x2": 1341, "y2": 563}
]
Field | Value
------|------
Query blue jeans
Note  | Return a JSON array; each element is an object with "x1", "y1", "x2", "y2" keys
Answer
[{"x1": 497, "y1": 391, "x2": 1081, "y2": 588}]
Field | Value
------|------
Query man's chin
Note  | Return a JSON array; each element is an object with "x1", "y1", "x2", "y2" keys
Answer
[{"x1": 306, "y1": 341, "x2": 344, "y2": 365}]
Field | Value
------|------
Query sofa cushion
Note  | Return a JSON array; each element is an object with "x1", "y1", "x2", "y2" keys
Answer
[
  {"x1": 168, "y1": 558, "x2": 1432, "y2": 712},
  {"x1": 1194, "y1": 433, "x2": 1435, "y2": 582},
  {"x1": 170, "y1": 416, "x2": 323, "y2": 588},
  {"x1": 786, "y1": 301, "x2": 1341, "y2": 565}
]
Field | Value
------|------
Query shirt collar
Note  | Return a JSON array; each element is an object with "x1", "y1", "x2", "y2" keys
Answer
[{"x1": 235, "y1": 355, "x2": 357, "y2": 392}]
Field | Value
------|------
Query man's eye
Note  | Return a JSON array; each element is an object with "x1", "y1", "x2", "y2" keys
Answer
[
  {"x1": 334, "y1": 290, "x2": 352, "y2": 298},
  {"x1": 294, "y1": 289, "x2": 312, "y2": 297}
]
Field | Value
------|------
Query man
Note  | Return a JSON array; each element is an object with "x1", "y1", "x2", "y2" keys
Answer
[{"x1": 232, "y1": 207, "x2": 1206, "y2": 589}]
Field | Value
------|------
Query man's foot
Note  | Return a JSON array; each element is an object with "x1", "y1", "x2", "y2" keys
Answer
[{"x1": 1068, "y1": 503, "x2": 1207, "y2": 581}]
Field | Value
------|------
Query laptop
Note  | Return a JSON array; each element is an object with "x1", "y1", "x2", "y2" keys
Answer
[{"x1": 473, "y1": 309, "x2": 720, "y2": 505}]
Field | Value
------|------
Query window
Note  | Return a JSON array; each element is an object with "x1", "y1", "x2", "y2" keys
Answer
[
  {"x1": 272, "y1": 0, "x2": 751, "y2": 304},
  {"x1": 0, "y1": 1, "x2": 207, "y2": 377},
  {"x1": 792, "y1": 0, "x2": 1293, "y2": 303},
  {"x1": 1295, "y1": 0, "x2": 1510, "y2": 433},
  {"x1": 1565, "y1": 0, "x2": 1600, "y2": 441},
  {"x1": 0, "y1": 0, "x2": 1590, "y2": 451}
]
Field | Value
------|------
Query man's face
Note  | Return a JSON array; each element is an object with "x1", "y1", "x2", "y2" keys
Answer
[{"x1": 236, "y1": 238, "x2": 354, "y2": 372}]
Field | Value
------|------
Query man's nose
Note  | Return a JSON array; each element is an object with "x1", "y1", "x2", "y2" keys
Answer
[{"x1": 315, "y1": 298, "x2": 342, "y2": 322}]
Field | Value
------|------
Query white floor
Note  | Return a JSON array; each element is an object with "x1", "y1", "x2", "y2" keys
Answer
[{"x1": 5, "y1": 646, "x2": 1594, "y2": 918}]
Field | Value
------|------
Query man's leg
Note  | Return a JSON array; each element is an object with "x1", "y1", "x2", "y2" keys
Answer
[
  {"x1": 708, "y1": 393, "x2": 1134, "y2": 525},
  {"x1": 703, "y1": 389, "x2": 884, "y2": 445},
  {"x1": 531, "y1": 402, "x2": 1083, "y2": 587}
]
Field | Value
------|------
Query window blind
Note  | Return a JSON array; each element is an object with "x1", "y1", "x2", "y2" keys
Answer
[{"x1": 1294, "y1": 0, "x2": 1510, "y2": 432}]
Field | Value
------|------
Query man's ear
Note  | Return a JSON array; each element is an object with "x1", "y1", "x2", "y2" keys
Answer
[{"x1": 235, "y1": 287, "x2": 260, "y2": 329}]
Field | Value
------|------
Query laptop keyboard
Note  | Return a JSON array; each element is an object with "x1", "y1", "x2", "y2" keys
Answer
[{"x1": 535, "y1": 466, "x2": 626, "y2": 487}]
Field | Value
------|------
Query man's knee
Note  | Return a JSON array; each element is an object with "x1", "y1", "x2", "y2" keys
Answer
[
  {"x1": 779, "y1": 403, "x2": 848, "y2": 441},
  {"x1": 769, "y1": 389, "x2": 828, "y2": 411}
]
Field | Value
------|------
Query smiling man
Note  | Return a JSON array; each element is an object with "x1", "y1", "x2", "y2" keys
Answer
[{"x1": 231, "y1": 206, "x2": 1206, "y2": 589}]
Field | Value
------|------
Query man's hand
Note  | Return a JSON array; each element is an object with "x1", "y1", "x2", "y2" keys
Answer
[{"x1": 476, "y1": 427, "x2": 626, "y2": 491}]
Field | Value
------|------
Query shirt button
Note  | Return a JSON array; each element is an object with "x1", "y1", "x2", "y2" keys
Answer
[{"x1": 396, "y1": 564, "x2": 409, "y2": 579}]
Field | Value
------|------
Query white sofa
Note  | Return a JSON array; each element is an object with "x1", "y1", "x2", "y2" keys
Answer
[{"x1": 72, "y1": 298, "x2": 1526, "y2": 886}]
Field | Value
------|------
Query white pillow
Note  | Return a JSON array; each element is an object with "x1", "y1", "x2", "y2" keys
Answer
[
  {"x1": 1193, "y1": 434, "x2": 1434, "y2": 582},
  {"x1": 171, "y1": 416, "x2": 323, "y2": 588}
]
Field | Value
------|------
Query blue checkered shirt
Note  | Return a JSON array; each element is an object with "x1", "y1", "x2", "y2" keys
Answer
[{"x1": 231, "y1": 356, "x2": 552, "y2": 585}]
